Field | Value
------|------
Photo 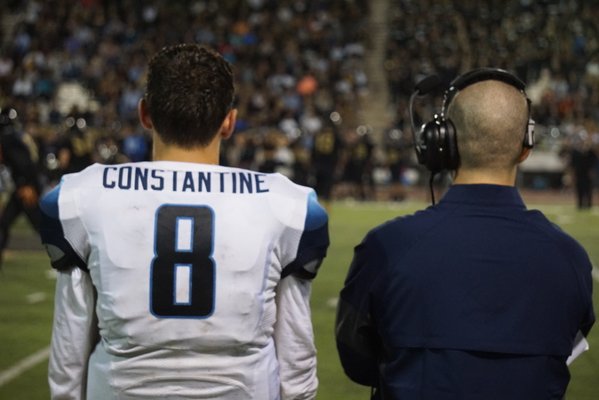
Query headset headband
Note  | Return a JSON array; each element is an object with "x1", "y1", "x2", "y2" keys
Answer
[{"x1": 442, "y1": 68, "x2": 528, "y2": 118}]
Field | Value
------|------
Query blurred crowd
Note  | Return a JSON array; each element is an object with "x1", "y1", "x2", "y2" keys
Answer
[
  {"x1": 0, "y1": 0, "x2": 597, "y2": 205},
  {"x1": 383, "y1": 0, "x2": 599, "y2": 198},
  {"x1": 386, "y1": 0, "x2": 599, "y2": 123},
  {"x1": 0, "y1": 0, "x2": 373, "y2": 199}
]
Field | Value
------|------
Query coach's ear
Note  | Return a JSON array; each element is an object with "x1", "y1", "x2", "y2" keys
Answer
[
  {"x1": 517, "y1": 147, "x2": 531, "y2": 164},
  {"x1": 220, "y1": 108, "x2": 237, "y2": 140},
  {"x1": 138, "y1": 98, "x2": 154, "y2": 130}
]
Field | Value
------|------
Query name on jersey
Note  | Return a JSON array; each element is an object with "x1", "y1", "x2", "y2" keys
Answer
[{"x1": 102, "y1": 166, "x2": 270, "y2": 194}]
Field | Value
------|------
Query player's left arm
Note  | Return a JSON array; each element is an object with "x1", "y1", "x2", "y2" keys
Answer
[
  {"x1": 275, "y1": 190, "x2": 329, "y2": 399},
  {"x1": 274, "y1": 274, "x2": 318, "y2": 400},
  {"x1": 281, "y1": 191, "x2": 329, "y2": 280}
]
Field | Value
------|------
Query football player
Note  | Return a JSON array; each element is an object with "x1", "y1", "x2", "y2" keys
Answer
[{"x1": 40, "y1": 44, "x2": 329, "y2": 400}]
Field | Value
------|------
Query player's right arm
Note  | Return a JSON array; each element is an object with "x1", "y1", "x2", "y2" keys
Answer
[
  {"x1": 49, "y1": 266, "x2": 97, "y2": 400},
  {"x1": 40, "y1": 182, "x2": 96, "y2": 400}
]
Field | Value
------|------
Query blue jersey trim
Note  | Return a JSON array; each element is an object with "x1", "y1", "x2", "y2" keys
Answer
[
  {"x1": 305, "y1": 191, "x2": 328, "y2": 231},
  {"x1": 282, "y1": 191, "x2": 329, "y2": 279},
  {"x1": 39, "y1": 182, "x2": 61, "y2": 218},
  {"x1": 39, "y1": 182, "x2": 88, "y2": 272}
]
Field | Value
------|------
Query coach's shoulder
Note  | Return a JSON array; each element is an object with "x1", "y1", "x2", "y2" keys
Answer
[{"x1": 365, "y1": 206, "x2": 439, "y2": 255}]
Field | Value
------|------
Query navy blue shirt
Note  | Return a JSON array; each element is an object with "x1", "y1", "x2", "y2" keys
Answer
[{"x1": 336, "y1": 184, "x2": 594, "y2": 400}]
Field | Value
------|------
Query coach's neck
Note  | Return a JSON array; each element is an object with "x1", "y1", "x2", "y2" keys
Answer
[
  {"x1": 452, "y1": 167, "x2": 517, "y2": 186},
  {"x1": 452, "y1": 147, "x2": 531, "y2": 187}
]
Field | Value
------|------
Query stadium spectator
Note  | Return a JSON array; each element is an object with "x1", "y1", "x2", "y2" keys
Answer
[
  {"x1": 119, "y1": 120, "x2": 150, "y2": 162},
  {"x1": 342, "y1": 127, "x2": 375, "y2": 200},
  {"x1": 336, "y1": 69, "x2": 595, "y2": 399},
  {"x1": 40, "y1": 43, "x2": 329, "y2": 400}
]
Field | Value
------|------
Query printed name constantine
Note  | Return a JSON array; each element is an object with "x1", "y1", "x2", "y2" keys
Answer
[{"x1": 102, "y1": 166, "x2": 270, "y2": 194}]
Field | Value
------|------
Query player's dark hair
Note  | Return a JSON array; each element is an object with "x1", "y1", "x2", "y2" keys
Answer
[{"x1": 145, "y1": 44, "x2": 235, "y2": 147}]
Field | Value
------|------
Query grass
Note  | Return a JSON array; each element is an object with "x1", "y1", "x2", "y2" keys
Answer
[
  {"x1": 0, "y1": 198, "x2": 597, "y2": 399},
  {"x1": 0, "y1": 250, "x2": 54, "y2": 400}
]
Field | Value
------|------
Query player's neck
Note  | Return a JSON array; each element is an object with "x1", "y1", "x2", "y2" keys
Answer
[
  {"x1": 152, "y1": 139, "x2": 221, "y2": 165},
  {"x1": 452, "y1": 167, "x2": 517, "y2": 186}
]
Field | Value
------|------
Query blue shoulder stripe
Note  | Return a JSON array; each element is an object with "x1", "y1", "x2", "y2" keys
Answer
[
  {"x1": 305, "y1": 190, "x2": 328, "y2": 230},
  {"x1": 282, "y1": 190, "x2": 329, "y2": 279},
  {"x1": 39, "y1": 182, "x2": 88, "y2": 272},
  {"x1": 39, "y1": 182, "x2": 61, "y2": 218}
]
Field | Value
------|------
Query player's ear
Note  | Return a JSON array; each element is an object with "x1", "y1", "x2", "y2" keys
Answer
[
  {"x1": 138, "y1": 98, "x2": 154, "y2": 130},
  {"x1": 220, "y1": 108, "x2": 237, "y2": 140}
]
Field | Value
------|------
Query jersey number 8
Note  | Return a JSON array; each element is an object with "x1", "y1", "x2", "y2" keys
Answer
[{"x1": 150, "y1": 205, "x2": 215, "y2": 318}]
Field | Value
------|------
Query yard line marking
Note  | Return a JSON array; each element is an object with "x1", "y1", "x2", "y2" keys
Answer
[
  {"x1": 0, "y1": 346, "x2": 50, "y2": 387},
  {"x1": 26, "y1": 292, "x2": 47, "y2": 304},
  {"x1": 555, "y1": 215, "x2": 573, "y2": 225},
  {"x1": 326, "y1": 297, "x2": 339, "y2": 308},
  {"x1": 45, "y1": 269, "x2": 57, "y2": 280}
]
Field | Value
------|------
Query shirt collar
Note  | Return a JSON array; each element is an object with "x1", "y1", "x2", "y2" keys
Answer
[{"x1": 439, "y1": 184, "x2": 526, "y2": 208}]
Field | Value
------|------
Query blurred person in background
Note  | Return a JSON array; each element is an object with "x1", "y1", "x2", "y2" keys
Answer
[
  {"x1": 343, "y1": 127, "x2": 375, "y2": 201},
  {"x1": 569, "y1": 133, "x2": 598, "y2": 209},
  {"x1": 58, "y1": 115, "x2": 94, "y2": 174},
  {"x1": 383, "y1": 128, "x2": 411, "y2": 202},
  {"x1": 0, "y1": 106, "x2": 41, "y2": 266},
  {"x1": 311, "y1": 118, "x2": 344, "y2": 209}
]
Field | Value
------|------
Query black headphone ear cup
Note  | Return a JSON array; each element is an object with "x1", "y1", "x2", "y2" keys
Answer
[
  {"x1": 444, "y1": 119, "x2": 459, "y2": 170},
  {"x1": 419, "y1": 120, "x2": 439, "y2": 171},
  {"x1": 419, "y1": 116, "x2": 460, "y2": 172},
  {"x1": 431, "y1": 119, "x2": 445, "y2": 171}
]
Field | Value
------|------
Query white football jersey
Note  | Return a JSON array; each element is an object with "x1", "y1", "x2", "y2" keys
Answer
[{"x1": 40, "y1": 161, "x2": 329, "y2": 400}]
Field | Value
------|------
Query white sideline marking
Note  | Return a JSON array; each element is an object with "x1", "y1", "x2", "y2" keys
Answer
[{"x1": 0, "y1": 346, "x2": 50, "y2": 387}]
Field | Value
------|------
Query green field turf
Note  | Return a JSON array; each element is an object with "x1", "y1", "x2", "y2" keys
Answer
[{"x1": 0, "y1": 199, "x2": 597, "y2": 399}]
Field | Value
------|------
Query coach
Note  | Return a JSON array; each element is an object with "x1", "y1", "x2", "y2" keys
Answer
[{"x1": 336, "y1": 68, "x2": 595, "y2": 399}]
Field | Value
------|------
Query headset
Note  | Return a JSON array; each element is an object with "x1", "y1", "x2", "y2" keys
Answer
[{"x1": 410, "y1": 68, "x2": 535, "y2": 174}]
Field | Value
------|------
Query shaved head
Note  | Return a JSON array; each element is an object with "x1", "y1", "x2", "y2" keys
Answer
[{"x1": 446, "y1": 80, "x2": 529, "y2": 171}]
